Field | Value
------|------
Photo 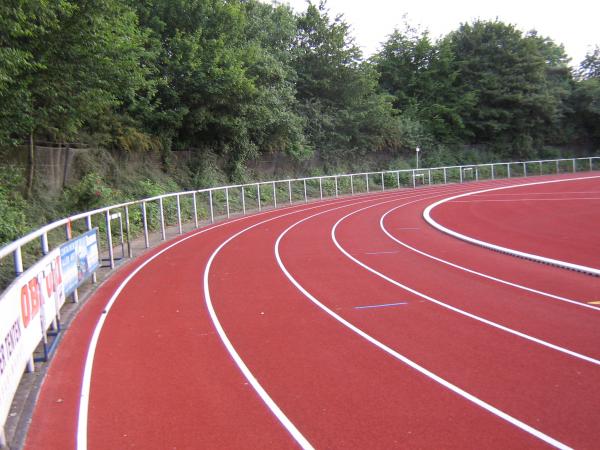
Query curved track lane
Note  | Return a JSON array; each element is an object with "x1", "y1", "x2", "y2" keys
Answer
[{"x1": 24, "y1": 174, "x2": 600, "y2": 449}]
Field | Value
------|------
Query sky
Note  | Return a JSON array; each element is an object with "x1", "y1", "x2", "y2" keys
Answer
[{"x1": 276, "y1": 0, "x2": 600, "y2": 66}]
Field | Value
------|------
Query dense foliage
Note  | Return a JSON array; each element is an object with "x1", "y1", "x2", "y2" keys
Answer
[{"x1": 1, "y1": 0, "x2": 599, "y2": 206}]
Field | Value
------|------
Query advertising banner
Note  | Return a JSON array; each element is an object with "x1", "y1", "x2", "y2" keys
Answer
[
  {"x1": 60, "y1": 229, "x2": 99, "y2": 296},
  {"x1": 0, "y1": 248, "x2": 64, "y2": 430}
]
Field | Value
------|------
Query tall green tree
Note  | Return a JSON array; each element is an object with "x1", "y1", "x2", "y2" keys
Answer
[
  {"x1": 0, "y1": 0, "x2": 151, "y2": 195},
  {"x1": 572, "y1": 47, "x2": 600, "y2": 147},
  {"x1": 373, "y1": 24, "x2": 474, "y2": 146},
  {"x1": 446, "y1": 20, "x2": 565, "y2": 157},
  {"x1": 131, "y1": 0, "x2": 308, "y2": 177},
  {"x1": 291, "y1": 1, "x2": 398, "y2": 163}
]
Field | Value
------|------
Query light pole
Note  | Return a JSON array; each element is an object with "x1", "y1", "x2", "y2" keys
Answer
[{"x1": 416, "y1": 146, "x2": 420, "y2": 169}]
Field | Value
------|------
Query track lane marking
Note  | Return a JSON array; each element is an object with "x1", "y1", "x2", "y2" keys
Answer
[
  {"x1": 423, "y1": 176, "x2": 600, "y2": 276},
  {"x1": 274, "y1": 202, "x2": 572, "y2": 450},
  {"x1": 450, "y1": 197, "x2": 600, "y2": 202},
  {"x1": 380, "y1": 205, "x2": 600, "y2": 313},
  {"x1": 331, "y1": 195, "x2": 600, "y2": 366}
]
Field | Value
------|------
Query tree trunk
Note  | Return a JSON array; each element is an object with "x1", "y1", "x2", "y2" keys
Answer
[{"x1": 26, "y1": 131, "x2": 35, "y2": 199}]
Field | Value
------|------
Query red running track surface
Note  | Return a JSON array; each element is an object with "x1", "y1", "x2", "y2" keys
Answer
[{"x1": 24, "y1": 173, "x2": 600, "y2": 449}]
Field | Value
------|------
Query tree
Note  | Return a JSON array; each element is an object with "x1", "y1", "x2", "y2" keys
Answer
[
  {"x1": 446, "y1": 20, "x2": 569, "y2": 157},
  {"x1": 373, "y1": 23, "x2": 474, "y2": 145},
  {"x1": 572, "y1": 47, "x2": 600, "y2": 148},
  {"x1": 131, "y1": 0, "x2": 308, "y2": 177},
  {"x1": 291, "y1": 1, "x2": 398, "y2": 163},
  {"x1": 0, "y1": 0, "x2": 152, "y2": 195}
]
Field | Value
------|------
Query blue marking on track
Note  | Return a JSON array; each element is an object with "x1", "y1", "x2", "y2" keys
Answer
[{"x1": 353, "y1": 302, "x2": 408, "y2": 310}]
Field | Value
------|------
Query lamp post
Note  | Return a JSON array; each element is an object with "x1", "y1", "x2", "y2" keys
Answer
[{"x1": 416, "y1": 146, "x2": 420, "y2": 169}]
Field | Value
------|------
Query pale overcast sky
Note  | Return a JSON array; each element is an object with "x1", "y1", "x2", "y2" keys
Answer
[{"x1": 275, "y1": 0, "x2": 600, "y2": 66}]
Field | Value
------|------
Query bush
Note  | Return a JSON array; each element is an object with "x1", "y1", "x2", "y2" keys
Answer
[
  {"x1": 63, "y1": 172, "x2": 124, "y2": 213},
  {"x1": 0, "y1": 168, "x2": 29, "y2": 246}
]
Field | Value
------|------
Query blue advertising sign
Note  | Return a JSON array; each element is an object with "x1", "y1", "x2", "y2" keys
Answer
[{"x1": 60, "y1": 228, "x2": 100, "y2": 296}]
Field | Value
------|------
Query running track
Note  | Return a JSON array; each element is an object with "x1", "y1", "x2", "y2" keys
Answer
[{"x1": 24, "y1": 173, "x2": 600, "y2": 449}]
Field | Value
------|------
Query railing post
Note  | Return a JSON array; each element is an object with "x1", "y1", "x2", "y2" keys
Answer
[
  {"x1": 140, "y1": 202, "x2": 149, "y2": 248},
  {"x1": 539, "y1": 161, "x2": 543, "y2": 175},
  {"x1": 572, "y1": 158, "x2": 576, "y2": 172},
  {"x1": 288, "y1": 180, "x2": 292, "y2": 204},
  {"x1": 225, "y1": 188, "x2": 230, "y2": 218},
  {"x1": 176, "y1": 194, "x2": 183, "y2": 234},
  {"x1": 396, "y1": 171, "x2": 400, "y2": 188},
  {"x1": 66, "y1": 214, "x2": 77, "y2": 304},
  {"x1": 118, "y1": 213, "x2": 125, "y2": 261},
  {"x1": 491, "y1": 164, "x2": 495, "y2": 180},
  {"x1": 412, "y1": 170, "x2": 416, "y2": 188},
  {"x1": 365, "y1": 173, "x2": 369, "y2": 193},
  {"x1": 459, "y1": 167, "x2": 463, "y2": 183},
  {"x1": 85, "y1": 216, "x2": 97, "y2": 283},
  {"x1": 475, "y1": 167, "x2": 479, "y2": 182},
  {"x1": 159, "y1": 198, "x2": 166, "y2": 240},
  {"x1": 507, "y1": 163, "x2": 511, "y2": 178},
  {"x1": 335, "y1": 176, "x2": 339, "y2": 197},
  {"x1": 209, "y1": 190, "x2": 215, "y2": 223},
  {"x1": 272, "y1": 181, "x2": 277, "y2": 208},
  {"x1": 14, "y1": 247, "x2": 24, "y2": 276},
  {"x1": 428, "y1": 169, "x2": 432, "y2": 185},
  {"x1": 350, "y1": 175, "x2": 355, "y2": 194},
  {"x1": 40, "y1": 232, "x2": 49, "y2": 256},
  {"x1": 556, "y1": 160, "x2": 559, "y2": 173},
  {"x1": 303, "y1": 179, "x2": 307, "y2": 203},
  {"x1": 590, "y1": 158, "x2": 593, "y2": 171},
  {"x1": 105, "y1": 210, "x2": 115, "y2": 269},
  {"x1": 319, "y1": 178, "x2": 323, "y2": 200},
  {"x1": 125, "y1": 205, "x2": 132, "y2": 258},
  {"x1": 381, "y1": 172, "x2": 385, "y2": 191},
  {"x1": 443, "y1": 167, "x2": 447, "y2": 184},
  {"x1": 193, "y1": 192, "x2": 199, "y2": 227},
  {"x1": 257, "y1": 184, "x2": 262, "y2": 211},
  {"x1": 523, "y1": 162, "x2": 527, "y2": 177},
  {"x1": 241, "y1": 187, "x2": 246, "y2": 214}
]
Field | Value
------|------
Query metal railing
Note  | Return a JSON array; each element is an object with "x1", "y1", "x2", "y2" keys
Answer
[{"x1": 1, "y1": 156, "x2": 599, "y2": 294}]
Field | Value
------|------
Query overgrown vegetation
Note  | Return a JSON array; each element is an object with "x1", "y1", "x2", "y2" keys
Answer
[{"x1": 1, "y1": 0, "x2": 599, "y2": 247}]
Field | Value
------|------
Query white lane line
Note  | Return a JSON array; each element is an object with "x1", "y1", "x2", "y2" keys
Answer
[
  {"x1": 274, "y1": 207, "x2": 571, "y2": 450},
  {"x1": 423, "y1": 176, "x2": 600, "y2": 277},
  {"x1": 380, "y1": 206, "x2": 600, "y2": 312},
  {"x1": 203, "y1": 213, "x2": 316, "y2": 450},
  {"x1": 331, "y1": 197, "x2": 600, "y2": 366},
  {"x1": 450, "y1": 197, "x2": 600, "y2": 202},
  {"x1": 473, "y1": 191, "x2": 600, "y2": 196}
]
